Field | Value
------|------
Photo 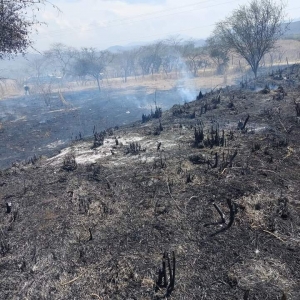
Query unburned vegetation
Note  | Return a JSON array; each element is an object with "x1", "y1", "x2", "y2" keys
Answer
[{"x1": 0, "y1": 65, "x2": 300, "y2": 299}]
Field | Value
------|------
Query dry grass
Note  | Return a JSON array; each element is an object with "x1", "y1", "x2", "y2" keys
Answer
[
  {"x1": 239, "y1": 192, "x2": 277, "y2": 229},
  {"x1": 230, "y1": 257, "x2": 296, "y2": 293}
]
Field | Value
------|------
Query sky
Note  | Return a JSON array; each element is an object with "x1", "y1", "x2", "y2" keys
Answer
[{"x1": 31, "y1": 0, "x2": 300, "y2": 51}]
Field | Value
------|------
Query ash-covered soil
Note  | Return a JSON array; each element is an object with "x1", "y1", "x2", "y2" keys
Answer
[
  {"x1": 0, "y1": 87, "x2": 188, "y2": 169},
  {"x1": 0, "y1": 66, "x2": 300, "y2": 300}
]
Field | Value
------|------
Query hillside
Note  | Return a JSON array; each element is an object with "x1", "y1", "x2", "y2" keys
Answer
[
  {"x1": 284, "y1": 20, "x2": 300, "y2": 39},
  {"x1": 0, "y1": 65, "x2": 300, "y2": 299}
]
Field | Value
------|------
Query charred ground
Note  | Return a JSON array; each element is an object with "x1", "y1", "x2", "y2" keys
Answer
[{"x1": 0, "y1": 65, "x2": 300, "y2": 300}]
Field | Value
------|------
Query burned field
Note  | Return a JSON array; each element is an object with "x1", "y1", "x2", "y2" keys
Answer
[
  {"x1": 0, "y1": 87, "x2": 185, "y2": 169},
  {"x1": 0, "y1": 66, "x2": 300, "y2": 300}
]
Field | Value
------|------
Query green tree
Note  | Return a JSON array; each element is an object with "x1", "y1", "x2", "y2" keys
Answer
[
  {"x1": 0, "y1": 0, "x2": 58, "y2": 59},
  {"x1": 206, "y1": 33, "x2": 230, "y2": 75},
  {"x1": 214, "y1": 0, "x2": 288, "y2": 78}
]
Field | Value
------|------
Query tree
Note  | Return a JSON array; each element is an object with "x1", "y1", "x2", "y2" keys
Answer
[
  {"x1": 0, "y1": 1, "x2": 58, "y2": 59},
  {"x1": 183, "y1": 41, "x2": 207, "y2": 77},
  {"x1": 139, "y1": 41, "x2": 164, "y2": 78},
  {"x1": 72, "y1": 48, "x2": 113, "y2": 92},
  {"x1": 44, "y1": 43, "x2": 77, "y2": 79},
  {"x1": 117, "y1": 49, "x2": 140, "y2": 83},
  {"x1": 214, "y1": 0, "x2": 288, "y2": 78},
  {"x1": 206, "y1": 33, "x2": 230, "y2": 75},
  {"x1": 161, "y1": 36, "x2": 183, "y2": 78}
]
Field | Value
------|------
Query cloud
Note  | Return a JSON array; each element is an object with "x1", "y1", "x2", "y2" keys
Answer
[
  {"x1": 102, "y1": 0, "x2": 166, "y2": 4},
  {"x1": 31, "y1": 0, "x2": 300, "y2": 51}
]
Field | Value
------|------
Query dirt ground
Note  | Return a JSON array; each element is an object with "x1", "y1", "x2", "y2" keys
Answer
[
  {"x1": 0, "y1": 65, "x2": 300, "y2": 299},
  {"x1": 0, "y1": 86, "x2": 199, "y2": 169}
]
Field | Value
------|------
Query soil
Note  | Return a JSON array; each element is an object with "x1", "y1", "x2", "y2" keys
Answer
[
  {"x1": 0, "y1": 65, "x2": 300, "y2": 300},
  {"x1": 0, "y1": 87, "x2": 194, "y2": 169}
]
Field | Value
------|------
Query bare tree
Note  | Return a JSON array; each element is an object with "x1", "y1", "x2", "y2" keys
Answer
[
  {"x1": 185, "y1": 41, "x2": 206, "y2": 77},
  {"x1": 214, "y1": 0, "x2": 288, "y2": 78},
  {"x1": 44, "y1": 43, "x2": 77, "y2": 79},
  {"x1": 0, "y1": 0, "x2": 59, "y2": 58},
  {"x1": 117, "y1": 49, "x2": 140, "y2": 83},
  {"x1": 161, "y1": 36, "x2": 183, "y2": 78},
  {"x1": 138, "y1": 41, "x2": 164, "y2": 78}
]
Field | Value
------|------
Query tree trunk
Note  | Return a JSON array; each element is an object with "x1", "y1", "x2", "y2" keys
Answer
[{"x1": 96, "y1": 77, "x2": 101, "y2": 92}]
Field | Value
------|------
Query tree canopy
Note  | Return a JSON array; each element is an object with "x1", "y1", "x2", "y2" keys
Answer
[
  {"x1": 0, "y1": 0, "x2": 58, "y2": 59},
  {"x1": 214, "y1": 0, "x2": 288, "y2": 78},
  {"x1": 206, "y1": 33, "x2": 230, "y2": 75}
]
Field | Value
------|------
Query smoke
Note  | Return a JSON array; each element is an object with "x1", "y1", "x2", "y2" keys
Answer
[
  {"x1": 175, "y1": 57, "x2": 198, "y2": 103},
  {"x1": 177, "y1": 87, "x2": 198, "y2": 103}
]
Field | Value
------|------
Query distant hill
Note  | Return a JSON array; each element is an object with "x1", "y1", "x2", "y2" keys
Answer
[
  {"x1": 283, "y1": 20, "x2": 300, "y2": 39},
  {"x1": 106, "y1": 38, "x2": 206, "y2": 53}
]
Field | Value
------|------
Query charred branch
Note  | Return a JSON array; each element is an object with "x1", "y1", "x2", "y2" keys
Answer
[
  {"x1": 206, "y1": 198, "x2": 237, "y2": 237},
  {"x1": 155, "y1": 251, "x2": 176, "y2": 298},
  {"x1": 6, "y1": 202, "x2": 11, "y2": 214},
  {"x1": 294, "y1": 99, "x2": 300, "y2": 117},
  {"x1": 238, "y1": 115, "x2": 250, "y2": 131},
  {"x1": 220, "y1": 150, "x2": 238, "y2": 173},
  {"x1": 196, "y1": 90, "x2": 203, "y2": 100}
]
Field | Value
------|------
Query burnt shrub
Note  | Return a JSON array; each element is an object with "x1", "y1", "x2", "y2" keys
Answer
[
  {"x1": 153, "y1": 120, "x2": 163, "y2": 136},
  {"x1": 92, "y1": 131, "x2": 106, "y2": 148},
  {"x1": 62, "y1": 154, "x2": 77, "y2": 171},
  {"x1": 126, "y1": 142, "x2": 145, "y2": 155},
  {"x1": 193, "y1": 126, "x2": 204, "y2": 148},
  {"x1": 142, "y1": 106, "x2": 162, "y2": 123}
]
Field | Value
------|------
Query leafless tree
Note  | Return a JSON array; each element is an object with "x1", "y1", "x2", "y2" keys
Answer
[
  {"x1": 138, "y1": 41, "x2": 164, "y2": 78},
  {"x1": 185, "y1": 41, "x2": 206, "y2": 77},
  {"x1": 214, "y1": 0, "x2": 288, "y2": 78},
  {"x1": 161, "y1": 36, "x2": 183, "y2": 78},
  {"x1": 44, "y1": 43, "x2": 77, "y2": 79},
  {"x1": 117, "y1": 48, "x2": 140, "y2": 82}
]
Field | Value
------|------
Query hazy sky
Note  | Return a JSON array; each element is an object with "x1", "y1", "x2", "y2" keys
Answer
[{"x1": 31, "y1": 0, "x2": 300, "y2": 51}]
